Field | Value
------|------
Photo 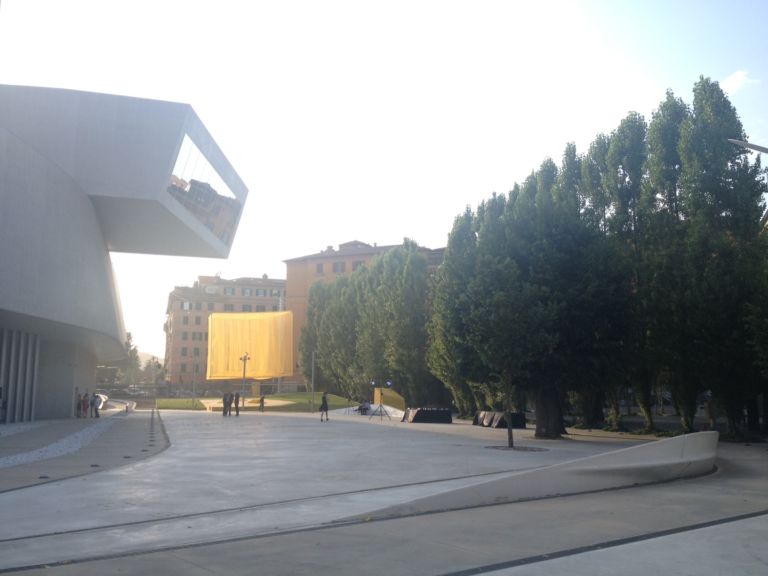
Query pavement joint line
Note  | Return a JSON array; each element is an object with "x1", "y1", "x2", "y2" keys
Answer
[
  {"x1": 0, "y1": 465, "x2": 541, "y2": 546},
  {"x1": 3, "y1": 497, "x2": 766, "y2": 575},
  {"x1": 433, "y1": 508, "x2": 768, "y2": 576}
]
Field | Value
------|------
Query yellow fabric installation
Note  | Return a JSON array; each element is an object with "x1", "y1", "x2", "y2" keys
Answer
[{"x1": 206, "y1": 311, "x2": 294, "y2": 380}]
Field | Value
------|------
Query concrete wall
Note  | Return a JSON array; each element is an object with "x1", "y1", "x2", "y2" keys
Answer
[
  {"x1": 36, "y1": 341, "x2": 96, "y2": 420},
  {"x1": 0, "y1": 85, "x2": 248, "y2": 421},
  {"x1": 363, "y1": 432, "x2": 720, "y2": 520},
  {"x1": 0, "y1": 127, "x2": 125, "y2": 348}
]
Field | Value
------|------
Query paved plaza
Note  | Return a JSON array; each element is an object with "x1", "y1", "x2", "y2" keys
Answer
[{"x1": 0, "y1": 406, "x2": 766, "y2": 575}]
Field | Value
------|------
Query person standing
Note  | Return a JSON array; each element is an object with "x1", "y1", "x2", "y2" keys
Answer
[
  {"x1": 259, "y1": 393, "x2": 265, "y2": 412},
  {"x1": 222, "y1": 392, "x2": 228, "y2": 416},
  {"x1": 234, "y1": 392, "x2": 240, "y2": 416},
  {"x1": 320, "y1": 391, "x2": 329, "y2": 422},
  {"x1": 82, "y1": 392, "x2": 90, "y2": 418}
]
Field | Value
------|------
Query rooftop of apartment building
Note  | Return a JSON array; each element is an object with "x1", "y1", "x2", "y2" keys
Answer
[{"x1": 284, "y1": 240, "x2": 445, "y2": 265}]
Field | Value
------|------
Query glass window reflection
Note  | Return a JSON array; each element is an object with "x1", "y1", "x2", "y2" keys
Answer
[{"x1": 167, "y1": 135, "x2": 242, "y2": 247}]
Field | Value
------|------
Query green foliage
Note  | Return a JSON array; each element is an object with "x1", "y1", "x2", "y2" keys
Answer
[
  {"x1": 155, "y1": 398, "x2": 206, "y2": 410},
  {"x1": 431, "y1": 76, "x2": 768, "y2": 438},
  {"x1": 302, "y1": 241, "x2": 449, "y2": 407}
]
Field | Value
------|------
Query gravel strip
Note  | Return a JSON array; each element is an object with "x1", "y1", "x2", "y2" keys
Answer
[
  {"x1": 0, "y1": 422, "x2": 45, "y2": 438},
  {"x1": 0, "y1": 419, "x2": 118, "y2": 469}
]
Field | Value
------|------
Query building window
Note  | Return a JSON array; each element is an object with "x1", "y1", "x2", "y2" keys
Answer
[
  {"x1": 195, "y1": 316, "x2": 201, "y2": 325},
  {"x1": 193, "y1": 348, "x2": 200, "y2": 357},
  {"x1": 242, "y1": 288, "x2": 253, "y2": 296},
  {"x1": 182, "y1": 332, "x2": 189, "y2": 341},
  {"x1": 181, "y1": 301, "x2": 192, "y2": 311},
  {"x1": 223, "y1": 287, "x2": 235, "y2": 296},
  {"x1": 182, "y1": 316, "x2": 189, "y2": 325},
  {"x1": 316, "y1": 263, "x2": 324, "y2": 274},
  {"x1": 333, "y1": 261, "x2": 346, "y2": 274},
  {"x1": 224, "y1": 304, "x2": 234, "y2": 312},
  {"x1": 256, "y1": 304, "x2": 266, "y2": 312},
  {"x1": 181, "y1": 347, "x2": 188, "y2": 357},
  {"x1": 207, "y1": 302, "x2": 214, "y2": 311},
  {"x1": 352, "y1": 260, "x2": 364, "y2": 271},
  {"x1": 195, "y1": 302, "x2": 202, "y2": 310},
  {"x1": 194, "y1": 364, "x2": 200, "y2": 374},
  {"x1": 242, "y1": 304, "x2": 252, "y2": 312}
]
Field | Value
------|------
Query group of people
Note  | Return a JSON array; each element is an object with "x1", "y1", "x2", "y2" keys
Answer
[
  {"x1": 76, "y1": 392, "x2": 100, "y2": 418},
  {"x1": 222, "y1": 391, "x2": 241, "y2": 416},
  {"x1": 222, "y1": 392, "x2": 267, "y2": 416}
]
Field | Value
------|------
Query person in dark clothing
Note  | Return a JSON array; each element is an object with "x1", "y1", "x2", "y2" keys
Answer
[
  {"x1": 234, "y1": 392, "x2": 240, "y2": 416},
  {"x1": 320, "y1": 391, "x2": 329, "y2": 422}
]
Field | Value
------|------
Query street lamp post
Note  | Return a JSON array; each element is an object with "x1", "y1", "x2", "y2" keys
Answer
[{"x1": 240, "y1": 352, "x2": 250, "y2": 402}]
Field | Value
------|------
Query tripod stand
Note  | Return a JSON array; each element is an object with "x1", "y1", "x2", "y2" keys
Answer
[{"x1": 369, "y1": 387, "x2": 391, "y2": 421}]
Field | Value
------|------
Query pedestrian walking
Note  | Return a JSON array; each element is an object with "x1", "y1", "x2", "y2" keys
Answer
[
  {"x1": 320, "y1": 391, "x2": 329, "y2": 422},
  {"x1": 82, "y1": 392, "x2": 90, "y2": 418},
  {"x1": 259, "y1": 393, "x2": 265, "y2": 412},
  {"x1": 234, "y1": 392, "x2": 240, "y2": 416},
  {"x1": 222, "y1": 392, "x2": 228, "y2": 416}
]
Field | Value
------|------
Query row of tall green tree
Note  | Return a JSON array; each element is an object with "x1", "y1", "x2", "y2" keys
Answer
[
  {"x1": 299, "y1": 241, "x2": 450, "y2": 407},
  {"x1": 301, "y1": 77, "x2": 768, "y2": 442}
]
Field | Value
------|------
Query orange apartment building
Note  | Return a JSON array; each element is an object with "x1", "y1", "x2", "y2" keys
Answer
[
  {"x1": 283, "y1": 240, "x2": 444, "y2": 385},
  {"x1": 164, "y1": 275, "x2": 286, "y2": 393}
]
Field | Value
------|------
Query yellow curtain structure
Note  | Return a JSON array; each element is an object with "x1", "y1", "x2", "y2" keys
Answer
[{"x1": 206, "y1": 311, "x2": 294, "y2": 380}]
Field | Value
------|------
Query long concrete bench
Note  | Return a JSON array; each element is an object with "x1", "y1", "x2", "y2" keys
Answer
[{"x1": 365, "y1": 431, "x2": 719, "y2": 519}]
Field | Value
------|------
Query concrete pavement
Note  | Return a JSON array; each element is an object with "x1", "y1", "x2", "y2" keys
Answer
[{"x1": 0, "y1": 406, "x2": 765, "y2": 575}]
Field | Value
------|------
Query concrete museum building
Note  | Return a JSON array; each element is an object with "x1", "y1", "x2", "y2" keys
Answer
[{"x1": 0, "y1": 85, "x2": 248, "y2": 423}]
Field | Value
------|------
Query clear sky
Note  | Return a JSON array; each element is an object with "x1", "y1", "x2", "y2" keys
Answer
[{"x1": 1, "y1": 0, "x2": 767, "y2": 358}]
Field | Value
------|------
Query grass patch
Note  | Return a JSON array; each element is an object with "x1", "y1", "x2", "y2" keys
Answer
[
  {"x1": 261, "y1": 392, "x2": 351, "y2": 413},
  {"x1": 155, "y1": 393, "x2": 352, "y2": 413},
  {"x1": 155, "y1": 398, "x2": 206, "y2": 410}
]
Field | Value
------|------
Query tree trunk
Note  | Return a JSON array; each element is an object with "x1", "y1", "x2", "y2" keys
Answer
[
  {"x1": 605, "y1": 388, "x2": 623, "y2": 431},
  {"x1": 535, "y1": 387, "x2": 562, "y2": 439},
  {"x1": 636, "y1": 380, "x2": 655, "y2": 432},
  {"x1": 678, "y1": 397, "x2": 697, "y2": 433},
  {"x1": 505, "y1": 409, "x2": 515, "y2": 448},
  {"x1": 579, "y1": 388, "x2": 605, "y2": 429},
  {"x1": 505, "y1": 384, "x2": 515, "y2": 448},
  {"x1": 746, "y1": 397, "x2": 760, "y2": 433}
]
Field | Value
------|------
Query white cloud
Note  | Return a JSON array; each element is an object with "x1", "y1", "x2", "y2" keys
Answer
[{"x1": 721, "y1": 70, "x2": 759, "y2": 96}]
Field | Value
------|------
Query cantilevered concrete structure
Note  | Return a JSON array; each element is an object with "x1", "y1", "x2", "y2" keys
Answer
[{"x1": 0, "y1": 85, "x2": 248, "y2": 422}]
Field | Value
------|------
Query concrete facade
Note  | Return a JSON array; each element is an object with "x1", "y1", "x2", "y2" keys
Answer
[{"x1": 0, "y1": 85, "x2": 247, "y2": 422}]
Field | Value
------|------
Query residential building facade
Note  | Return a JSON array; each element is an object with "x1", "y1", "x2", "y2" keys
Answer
[{"x1": 164, "y1": 276, "x2": 286, "y2": 393}]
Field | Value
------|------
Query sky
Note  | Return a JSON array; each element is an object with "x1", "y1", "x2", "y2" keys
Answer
[{"x1": 1, "y1": 0, "x2": 767, "y2": 358}]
